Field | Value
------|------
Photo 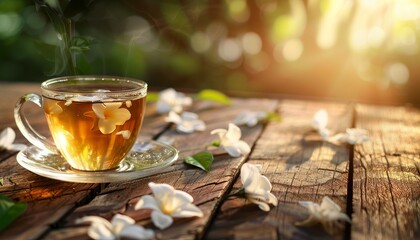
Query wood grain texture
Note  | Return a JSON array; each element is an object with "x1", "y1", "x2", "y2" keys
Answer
[
  {"x1": 45, "y1": 98, "x2": 278, "y2": 240},
  {"x1": 207, "y1": 100, "x2": 353, "y2": 240},
  {"x1": 351, "y1": 105, "x2": 420, "y2": 240},
  {"x1": 2, "y1": 83, "x2": 419, "y2": 240}
]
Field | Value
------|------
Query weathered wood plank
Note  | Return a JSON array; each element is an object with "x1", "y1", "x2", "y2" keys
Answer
[
  {"x1": 351, "y1": 105, "x2": 420, "y2": 240},
  {"x1": 207, "y1": 100, "x2": 353, "y2": 240},
  {"x1": 45, "y1": 98, "x2": 278, "y2": 240}
]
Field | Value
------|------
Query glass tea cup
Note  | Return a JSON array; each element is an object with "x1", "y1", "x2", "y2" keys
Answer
[{"x1": 14, "y1": 76, "x2": 147, "y2": 171}]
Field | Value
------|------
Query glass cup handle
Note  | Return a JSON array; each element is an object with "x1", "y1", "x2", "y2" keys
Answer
[{"x1": 14, "y1": 93, "x2": 58, "y2": 153}]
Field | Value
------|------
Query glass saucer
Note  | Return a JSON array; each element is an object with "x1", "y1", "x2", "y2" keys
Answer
[{"x1": 17, "y1": 140, "x2": 178, "y2": 183}]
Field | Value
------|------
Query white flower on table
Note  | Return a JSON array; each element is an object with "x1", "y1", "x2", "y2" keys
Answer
[
  {"x1": 76, "y1": 213, "x2": 155, "y2": 240},
  {"x1": 0, "y1": 127, "x2": 26, "y2": 152},
  {"x1": 165, "y1": 111, "x2": 206, "y2": 133},
  {"x1": 240, "y1": 163, "x2": 278, "y2": 211},
  {"x1": 297, "y1": 196, "x2": 350, "y2": 234},
  {"x1": 135, "y1": 182, "x2": 204, "y2": 230},
  {"x1": 234, "y1": 111, "x2": 267, "y2": 127},
  {"x1": 156, "y1": 88, "x2": 192, "y2": 114},
  {"x1": 92, "y1": 102, "x2": 131, "y2": 134},
  {"x1": 312, "y1": 109, "x2": 331, "y2": 140},
  {"x1": 329, "y1": 128, "x2": 369, "y2": 145},
  {"x1": 211, "y1": 123, "x2": 251, "y2": 157}
]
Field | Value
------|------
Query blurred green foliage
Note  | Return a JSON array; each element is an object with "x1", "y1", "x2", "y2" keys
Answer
[{"x1": 0, "y1": 0, "x2": 419, "y2": 105}]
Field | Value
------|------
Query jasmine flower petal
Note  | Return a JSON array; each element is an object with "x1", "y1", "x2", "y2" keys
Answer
[
  {"x1": 151, "y1": 209, "x2": 173, "y2": 230},
  {"x1": 211, "y1": 123, "x2": 250, "y2": 157},
  {"x1": 0, "y1": 128, "x2": 27, "y2": 152},
  {"x1": 135, "y1": 182, "x2": 203, "y2": 229}
]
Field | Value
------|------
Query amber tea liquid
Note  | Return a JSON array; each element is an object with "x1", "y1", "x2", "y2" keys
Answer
[{"x1": 43, "y1": 96, "x2": 146, "y2": 171}]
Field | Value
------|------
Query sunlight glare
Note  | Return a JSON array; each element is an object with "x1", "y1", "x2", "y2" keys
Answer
[{"x1": 385, "y1": 62, "x2": 409, "y2": 85}]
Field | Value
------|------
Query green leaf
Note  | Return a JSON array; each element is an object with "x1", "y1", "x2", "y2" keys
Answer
[
  {"x1": 34, "y1": 0, "x2": 77, "y2": 75},
  {"x1": 0, "y1": 195, "x2": 27, "y2": 231},
  {"x1": 196, "y1": 89, "x2": 231, "y2": 105},
  {"x1": 211, "y1": 140, "x2": 220, "y2": 147},
  {"x1": 70, "y1": 36, "x2": 96, "y2": 52},
  {"x1": 184, "y1": 151, "x2": 214, "y2": 172},
  {"x1": 262, "y1": 112, "x2": 282, "y2": 122},
  {"x1": 146, "y1": 92, "x2": 159, "y2": 102}
]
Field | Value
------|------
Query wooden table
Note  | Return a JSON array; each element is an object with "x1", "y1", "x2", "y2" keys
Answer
[{"x1": 0, "y1": 83, "x2": 419, "y2": 240}]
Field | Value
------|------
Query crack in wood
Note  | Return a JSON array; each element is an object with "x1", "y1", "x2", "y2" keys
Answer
[
  {"x1": 381, "y1": 132, "x2": 402, "y2": 239},
  {"x1": 192, "y1": 180, "x2": 229, "y2": 191}
]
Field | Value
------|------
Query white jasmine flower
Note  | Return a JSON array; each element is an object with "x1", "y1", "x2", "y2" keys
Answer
[
  {"x1": 156, "y1": 88, "x2": 192, "y2": 114},
  {"x1": 0, "y1": 127, "x2": 27, "y2": 152},
  {"x1": 329, "y1": 128, "x2": 369, "y2": 145},
  {"x1": 240, "y1": 163, "x2": 278, "y2": 211},
  {"x1": 165, "y1": 111, "x2": 206, "y2": 133},
  {"x1": 234, "y1": 111, "x2": 267, "y2": 127},
  {"x1": 92, "y1": 102, "x2": 131, "y2": 134},
  {"x1": 297, "y1": 196, "x2": 351, "y2": 234},
  {"x1": 211, "y1": 123, "x2": 251, "y2": 157},
  {"x1": 312, "y1": 109, "x2": 330, "y2": 140},
  {"x1": 76, "y1": 213, "x2": 155, "y2": 240},
  {"x1": 135, "y1": 182, "x2": 203, "y2": 230}
]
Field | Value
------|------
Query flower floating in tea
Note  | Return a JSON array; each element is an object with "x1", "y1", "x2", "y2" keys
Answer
[
  {"x1": 135, "y1": 182, "x2": 203, "y2": 230},
  {"x1": 296, "y1": 196, "x2": 351, "y2": 234},
  {"x1": 44, "y1": 101, "x2": 63, "y2": 115},
  {"x1": 156, "y1": 88, "x2": 192, "y2": 114},
  {"x1": 116, "y1": 130, "x2": 131, "y2": 140},
  {"x1": 165, "y1": 111, "x2": 206, "y2": 133},
  {"x1": 229, "y1": 163, "x2": 278, "y2": 211},
  {"x1": 92, "y1": 102, "x2": 131, "y2": 134},
  {"x1": 211, "y1": 123, "x2": 250, "y2": 157},
  {"x1": 0, "y1": 128, "x2": 26, "y2": 152},
  {"x1": 76, "y1": 214, "x2": 155, "y2": 240}
]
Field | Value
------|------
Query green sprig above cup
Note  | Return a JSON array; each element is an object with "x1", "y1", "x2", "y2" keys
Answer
[{"x1": 34, "y1": 0, "x2": 95, "y2": 75}]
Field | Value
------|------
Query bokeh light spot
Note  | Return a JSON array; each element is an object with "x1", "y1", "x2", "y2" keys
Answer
[
  {"x1": 367, "y1": 26, "x2": 385, "y2": 48},
  {"x1": 385, "y1": 62, "x2": 409, "y2": 85},
  {"x1": 0, "y1": 13, "x2": 22, "y2": 39},
  {"x1": 241, "y1": 32, "x2": 262, "y2": 55},
  {"x1": 272, "y1": 15, "x2": 296, "y2": 41},
  {"x1": 191, "y1": 31, "x2": 211, "y2": 53},
  {"x1": 218, "y1": 38, "x2": 242, "y2": 62},
  {"x1": 282, "y1": 38, "x2": 304, "y2": 61},
  {"x1": 226, "y1": 0, "x2": 250, "y2": 23}
]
